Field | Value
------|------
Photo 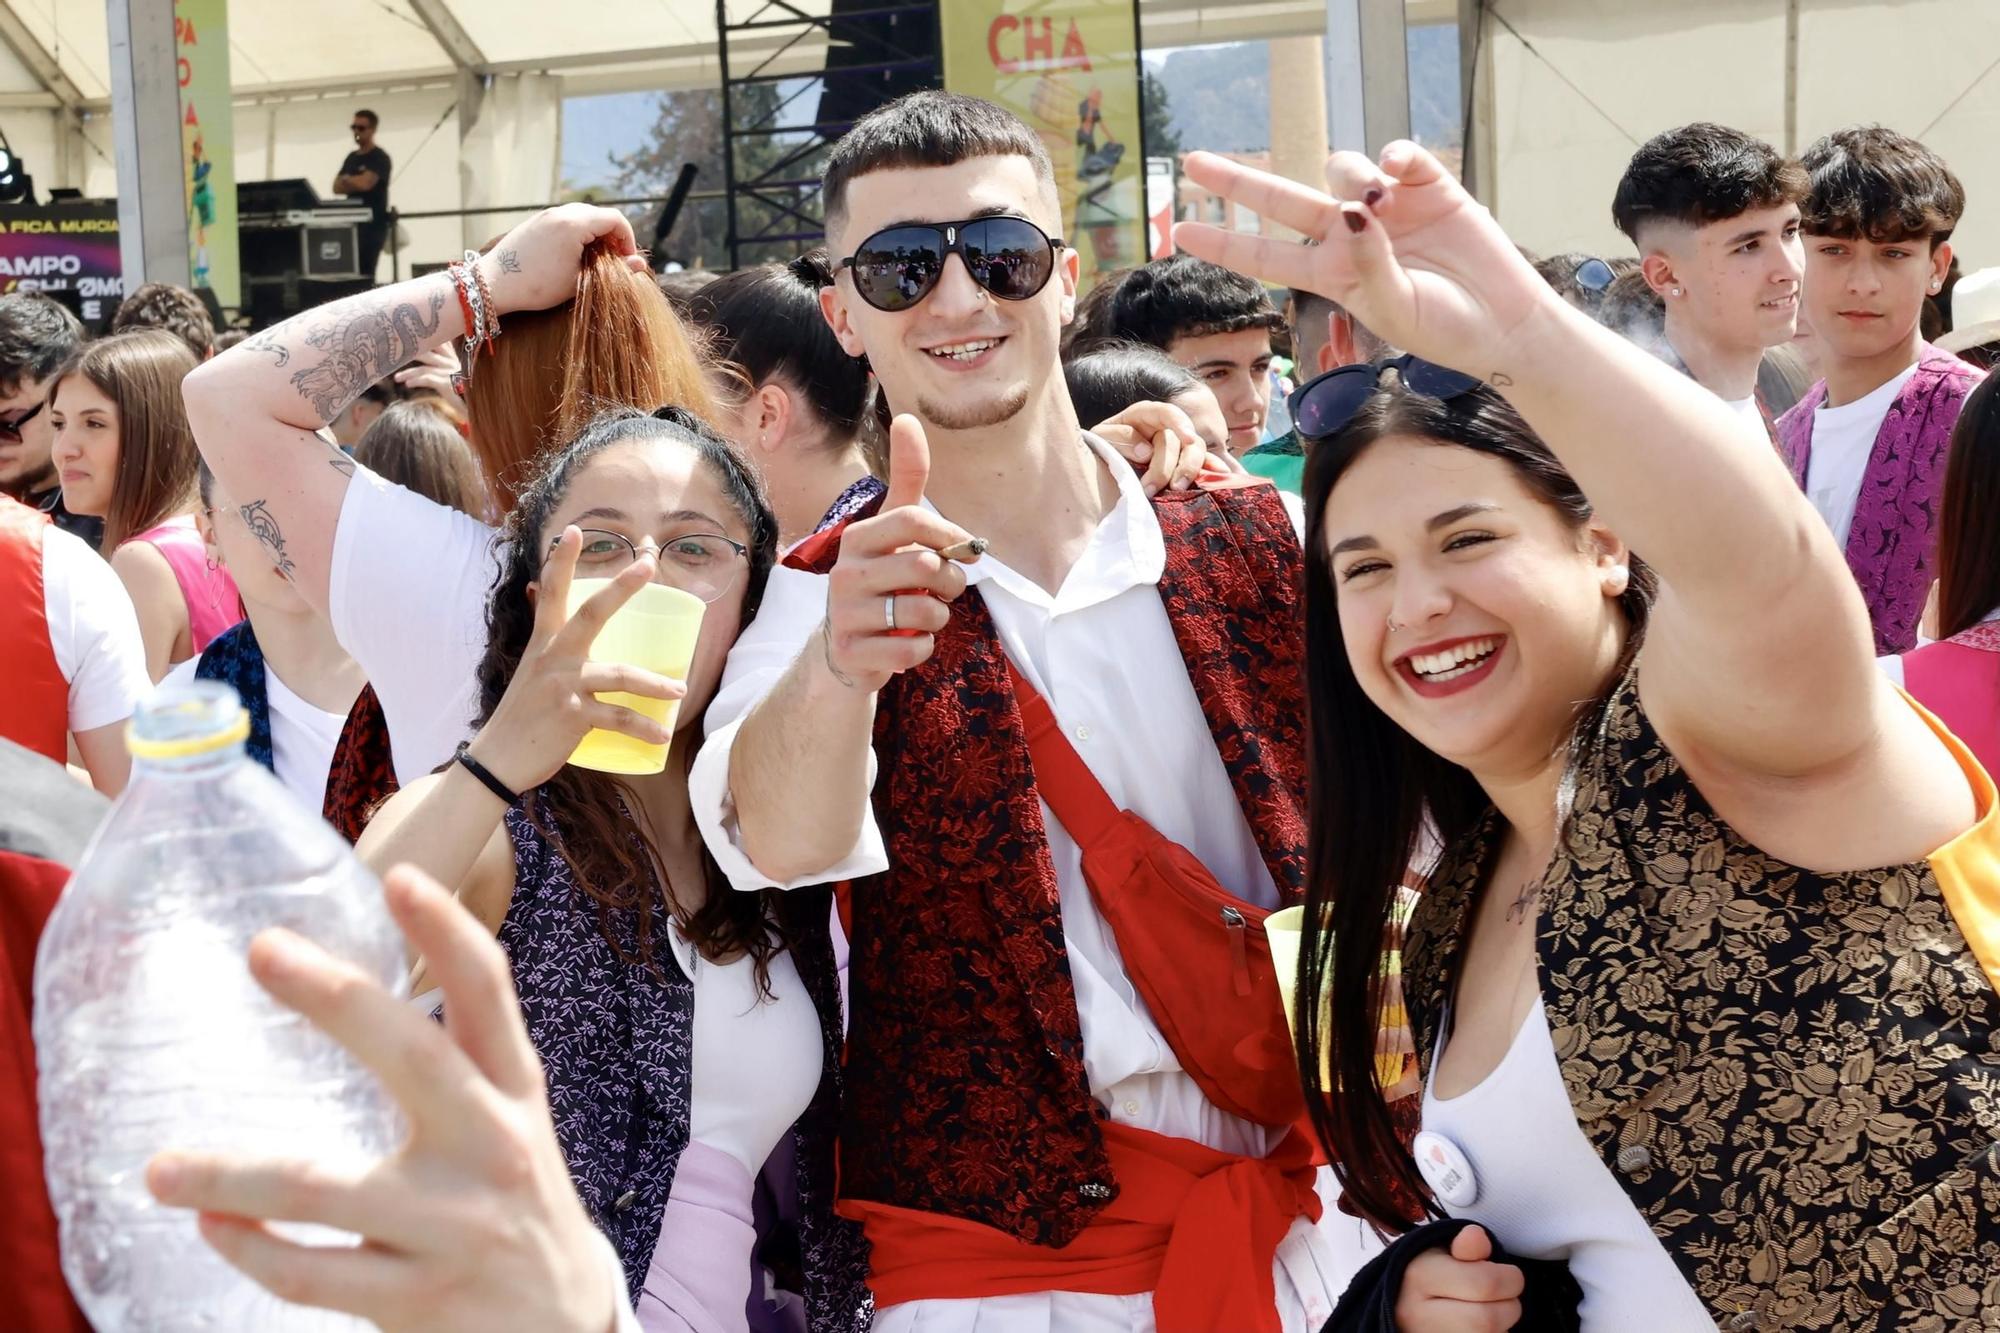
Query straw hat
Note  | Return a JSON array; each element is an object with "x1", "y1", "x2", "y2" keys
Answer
[{"x1": 1939, "y1": 266, "x2": 2000, "y2": 354}]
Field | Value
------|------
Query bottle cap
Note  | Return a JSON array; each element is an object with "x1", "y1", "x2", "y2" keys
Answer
[{"x1": 127, "y1": 681, "x2": 250, "y2": 761}]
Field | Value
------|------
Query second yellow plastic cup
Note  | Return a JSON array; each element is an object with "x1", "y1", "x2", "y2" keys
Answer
[
  {"x1": 1265, "y1": 905, "x2": 1307, "y2": 1041},
  {"x1": 1266, "y1": 905, "x2": 1335, "y2": 1092},
  {"x1": 564, "y1": 578, "x2": 705, "y2": 775}
]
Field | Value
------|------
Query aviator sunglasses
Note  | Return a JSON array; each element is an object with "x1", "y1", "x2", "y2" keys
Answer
[
  {"x1": 837, "y1": 215, "x2": 1065, "y2": 312},
  {"x1": 1292, "y1": 353, "x2": 1483, "y2": 442}
]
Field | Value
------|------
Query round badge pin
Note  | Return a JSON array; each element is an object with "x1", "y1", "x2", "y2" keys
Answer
[{"x1": 1411, "y1": 1130, "x2": 1480, "y2": 1208}]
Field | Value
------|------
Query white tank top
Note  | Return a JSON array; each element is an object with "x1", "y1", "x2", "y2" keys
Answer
[
  {"x1": 1421, "y1": 997, "x2": 1718, "y2": 1332},
  {"x1": 668, "y1": 924, "x2": 823, "y2": 1178}
]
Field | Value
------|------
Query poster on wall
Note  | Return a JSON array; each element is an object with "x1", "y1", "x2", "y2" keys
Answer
[
  {"x1": 941, "y1": 1, "x2": 1146, "y2": 293},
  {"x1": 176, "y1": 0, "x2": 239, "y2": 308},
  {"x1": 0, "y1": 204, "x2": 124, "y2": 328}
]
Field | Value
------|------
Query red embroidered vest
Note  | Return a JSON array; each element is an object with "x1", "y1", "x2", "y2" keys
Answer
[
  {"x1": 787, "y1": 481, "x2": 1306, "y2": 1247},
  {"x1": 0, "y1": 497, "x2": 68, "y2": 764}
]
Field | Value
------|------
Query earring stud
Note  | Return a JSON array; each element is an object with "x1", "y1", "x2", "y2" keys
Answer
[{"x1": 1670, "y1": 287, "x2": 1683, "y2": 297}]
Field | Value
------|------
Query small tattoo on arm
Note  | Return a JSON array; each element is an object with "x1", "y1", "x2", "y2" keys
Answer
[
  {"x1": 328, "y1": 454, "x2": 356, "y2": 477},
  {"x1": 241, "y1": 330, "x2": 290, "y2": 369},
  {"x1": 237, "y1": 500, "x2": 297, "y2": 579},
  {"x1": 497, "y1": 249, "x2": 522, "y2": 274},
  {"x1": 1489, "y1": 372, "x2": 1515, "y2": 388}
]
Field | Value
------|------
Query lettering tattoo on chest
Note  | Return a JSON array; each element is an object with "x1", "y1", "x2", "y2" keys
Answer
[{"x1": 289, "y1": 290, "x2": 447, "y2": 421}]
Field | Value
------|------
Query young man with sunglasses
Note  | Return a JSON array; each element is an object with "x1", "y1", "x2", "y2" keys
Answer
[
  {"x1": 0, "y1": 293, "x2": 97, "y2": 548},
  {"x1": 692, "y1": 90, "x2": 1364, "y2": 1331},
  {"x1": 1611, "y1": 123, "x2": 1806, "y2": 432}
]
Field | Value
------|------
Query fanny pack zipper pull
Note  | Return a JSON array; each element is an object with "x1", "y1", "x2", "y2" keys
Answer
[{"x1": 1221, "y1": 905, "x2": 1251, "y2": 996}]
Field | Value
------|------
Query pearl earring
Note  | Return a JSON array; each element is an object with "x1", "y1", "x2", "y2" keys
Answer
[{"x1": 1670, "y1": 287, "x2": 1683, "y2": 297}]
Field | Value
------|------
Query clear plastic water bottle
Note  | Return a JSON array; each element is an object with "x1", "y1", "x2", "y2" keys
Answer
[{"x1": 35, "y1": 682, "x2": 406, "y2": 1331}]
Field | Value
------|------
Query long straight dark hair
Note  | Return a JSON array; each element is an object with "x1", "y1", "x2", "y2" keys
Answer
[
  {"x1": 1933, "y1": 372, "x2": 2000, "y2": 640},
  {"x1": 1296, "y1": 375, "x2": 1656, "y2": 1231}
]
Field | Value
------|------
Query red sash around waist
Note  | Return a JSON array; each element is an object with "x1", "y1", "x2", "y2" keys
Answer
[{"x1": 848, "y1": 1120, "x2": 1323, "y2": 1333}]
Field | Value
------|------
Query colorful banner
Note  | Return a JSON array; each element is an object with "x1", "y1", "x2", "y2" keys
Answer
[
  {"x1": 0, "y1": 204, "x2": 123, "y2": 328},
  {"x1": 941, "y1": 1, "x2": 1146, "y2": 293},
  {"x1": 176, "y1": 0, "x2": 238, "y2": 308}
]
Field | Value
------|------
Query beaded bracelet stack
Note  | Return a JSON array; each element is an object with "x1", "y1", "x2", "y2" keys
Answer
[{"x1": 445, "y1": 250, "x2": 501, "y2": 394}]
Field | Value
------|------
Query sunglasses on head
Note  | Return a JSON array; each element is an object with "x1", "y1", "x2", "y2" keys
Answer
[
  {"x1": 1292, "y1": 353, "x2": 1483, "y2": 442},
  {"x1": 837, "y1": 215, "x2": 1064, "y2": 312},
  {"x1": 1574, "y1": 257, "x2": 1616, "y2": 294}
]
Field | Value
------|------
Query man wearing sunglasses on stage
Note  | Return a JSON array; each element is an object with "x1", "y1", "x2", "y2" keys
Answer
[{"x1": 690, "y1": 90, "x2": 1368, "y2": 1332}]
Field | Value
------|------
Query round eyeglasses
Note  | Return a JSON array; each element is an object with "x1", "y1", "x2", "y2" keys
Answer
[{"x1": 548, "y1": 527, "x2": 749, "y2": 605}]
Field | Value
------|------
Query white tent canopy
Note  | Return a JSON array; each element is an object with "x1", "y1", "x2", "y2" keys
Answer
[
  {"x1": 0, "y1": 0, "x2": 1346, "y2": 271},
  {"x1": 0, "y1": 2, "x2": 1991, "y2": 279}
]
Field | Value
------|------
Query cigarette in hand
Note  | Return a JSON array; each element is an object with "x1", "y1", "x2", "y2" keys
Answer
[{"x1": 937, "y1": 536, "x2": 989, "y2": 562}]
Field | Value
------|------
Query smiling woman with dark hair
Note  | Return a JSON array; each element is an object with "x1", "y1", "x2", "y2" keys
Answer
[{"x1": 1179, "y1": 139, "x2": 2000, "y2": 1329}]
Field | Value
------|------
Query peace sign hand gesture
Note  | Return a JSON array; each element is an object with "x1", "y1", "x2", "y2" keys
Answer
[
  {"x1": 468, "y1": 528, "x2": 686, "y2": 794},
  {"x1": 1174, "y1": 142, "x2": 1560, "y2": 383}
]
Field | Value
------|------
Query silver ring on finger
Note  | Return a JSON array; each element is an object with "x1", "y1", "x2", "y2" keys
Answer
[{"x1": 884, "y1": 593, "x2": 898, "y2": 632}]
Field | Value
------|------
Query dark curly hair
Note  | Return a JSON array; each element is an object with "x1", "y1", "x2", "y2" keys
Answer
[
  {"x1": 1105, "y1": 252, "x2": 1284, "y2": 350},
  {"x1": 1798, "y1": 124, "x2": 1964, "y2": 248},
  {"x1": 475, "y1": 405, "x2": 784, "y2": 987},
  {"x1": 111, "y1": 281, "x2": 216, "y2": 360}
]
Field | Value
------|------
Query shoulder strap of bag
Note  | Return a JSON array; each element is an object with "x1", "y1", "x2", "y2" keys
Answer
[{"x1": 1004, "y1": 660, "x2": 1122, "y2": 848}]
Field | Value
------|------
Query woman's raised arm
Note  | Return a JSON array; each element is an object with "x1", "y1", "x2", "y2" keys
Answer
[
  {"x1": 183, "y1": 205, "x2": 643, "y2": 614},
  {"x1": 1174, "y1": 146, "x2": 1914, "y2": 801}
]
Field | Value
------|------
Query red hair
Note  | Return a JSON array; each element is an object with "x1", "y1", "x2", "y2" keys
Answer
[{"x1": 465, "y1": 241, "x2": 717, "y2": 510}]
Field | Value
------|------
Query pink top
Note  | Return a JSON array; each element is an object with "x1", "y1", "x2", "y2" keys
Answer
[
  {"x1": 125, "y1": 515, "x2": 241, "y2": 651},
  {"x1": 1901, "y1": 622, "x2": 2000, "y2": 782}
]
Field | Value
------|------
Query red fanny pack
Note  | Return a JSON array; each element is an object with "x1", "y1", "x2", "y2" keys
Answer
[{"x1": 1007, "y1": 662, "x2": 1305, "y2": 1129}]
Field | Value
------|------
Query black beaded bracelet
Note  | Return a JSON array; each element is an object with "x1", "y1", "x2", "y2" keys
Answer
[{"x1": 453, "y1": 740, "x2": 520, "y2": 806}]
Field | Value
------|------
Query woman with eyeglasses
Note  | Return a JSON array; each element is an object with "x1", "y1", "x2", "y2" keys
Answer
[
  {"x1": 155, "y1": 460, "x2": 364, "y2": 813},
  {"x1": 51, "y1": 329, "x2": 241, "y2": 680},
  {"x1": 355, "y1": 406, "x2": 867, "y2": 1333},
  {"x1": 1179, "y1": 144, "x2": 2000, "y2": 1329}
]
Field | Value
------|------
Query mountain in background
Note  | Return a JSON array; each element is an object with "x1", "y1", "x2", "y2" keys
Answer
[{"x1": 1149, "y1": 27, "x2": 1462, "y2": 155}]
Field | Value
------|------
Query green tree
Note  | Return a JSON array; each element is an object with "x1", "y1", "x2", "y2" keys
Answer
[
  {"x1": 1141, "y1": 68, "x2": 1182, "y2": 161},
  {"x1": 611, "y1": 81, "x2": 820, "y2": 271}
]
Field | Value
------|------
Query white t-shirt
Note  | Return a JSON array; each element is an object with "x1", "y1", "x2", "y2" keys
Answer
[
  {"x1": 1421, "y1": 999, "x2": 1716, "y2": 1331},
  {"x1": 1806, "y1": 365, "x2": 1920, "y2": 549},
  {"x1": 1720, "y1": 394, "x2": 1763, "y2": 430},
  {"x1": 327, "y1": 466, "x2": 501, "y2": 783},
  {"x1": 161, "y1": 654, "x2": 351, "y2": 813},
  {"x1": 43, "y1": 523, "x2": 149, "y2": 733}
]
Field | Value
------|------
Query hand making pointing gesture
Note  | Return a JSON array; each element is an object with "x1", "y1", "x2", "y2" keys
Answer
[{"x1": 818, "y1": 414, "x2": 981, "y2": 693}]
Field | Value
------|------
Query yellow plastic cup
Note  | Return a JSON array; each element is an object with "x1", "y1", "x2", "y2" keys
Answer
[
  {"x1": 1267, "y1": 899, "x2": 1418, "y2": 1096},
  {"x1": 564, "y1": 578, "x2": 705, "y2": 775},
  {"x1": 1264, "y1": 905, "x2": 1308, "y2": 1041}
]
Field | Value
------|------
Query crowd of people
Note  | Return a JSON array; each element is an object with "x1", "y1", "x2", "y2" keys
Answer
[{"x1": 5, "y1": 89, "x2": 1999, "y2": 1333}]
